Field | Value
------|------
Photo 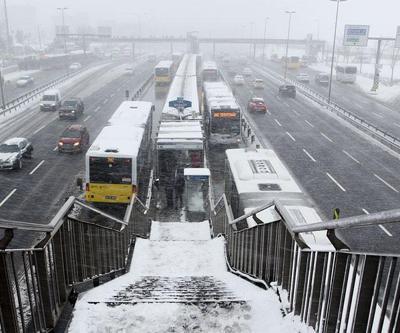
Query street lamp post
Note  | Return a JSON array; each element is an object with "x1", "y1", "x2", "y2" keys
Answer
[
  {"x1": 284, "y1": 11, "x2": 295, "y2": 80},
  {"x1": 327, "y1": 0, "x2": 347, "y2": 104},
  {"x1": 57, "y1": 7, "x2": 68, "y2": 54},
  {"x1": 3, "y1": 0, "x2": 11, "y2": 56},
  {"x1": 262, "y1": 17, "x2": 269, "y2": 64}
]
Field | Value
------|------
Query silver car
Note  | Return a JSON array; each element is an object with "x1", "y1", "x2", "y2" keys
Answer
[{"x1": 0, "y1": 138, "x2": 33, "y2": 170}]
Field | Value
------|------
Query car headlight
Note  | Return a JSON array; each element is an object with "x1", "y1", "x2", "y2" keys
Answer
[
  {"x1": 58, "y1": 142, "x2": 64, "y2": 146},
  {"x1": 40, "y1": 103, "x2": 44, "y2": 106},
  {"x1": 71, "y1": 110, "x2": 75, "y2": 113},
  {"x1": 73, "y1": 142, "x2": 80, "y2": 146}
]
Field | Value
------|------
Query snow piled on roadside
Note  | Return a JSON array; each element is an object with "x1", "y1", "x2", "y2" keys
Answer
[{"x1": 3, "y1": 69, "x2": 40, "y2": 82}]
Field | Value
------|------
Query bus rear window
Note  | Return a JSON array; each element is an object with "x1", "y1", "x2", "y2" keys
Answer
[
  {"x1": 345, "y1": 67, "x2": 357, "y2": 74},
  {"x1": 89, "y1": 157, "x2": 132, "y2": 184}
]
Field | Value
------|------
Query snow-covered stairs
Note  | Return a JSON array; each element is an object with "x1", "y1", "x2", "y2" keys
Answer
[
  {"x1": 69, "y1": 221, "x2": 306, "y2": 332},
  {"x1": 103, "y1": 276, "x2": 241, "y2": 304}
]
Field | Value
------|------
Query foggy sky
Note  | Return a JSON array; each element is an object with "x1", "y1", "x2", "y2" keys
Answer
[{"x1": 6, "y1": 0, "x2": 400, "y2": 41}]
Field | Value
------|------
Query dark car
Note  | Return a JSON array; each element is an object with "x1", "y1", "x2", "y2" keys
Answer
[
  {"x1": 315, "y1": 73, "x2": 330, "y2": 86},
  {"x1": 58, "y1": 124, "x2": 89, "y2": 153},
  {"x1": 59, "y1": 98, "x2": 84, "y2": 119},
  {"x1": 247, "y1": 97, "x2": 267, "y2": 113},
  {"x1": 0, "y1": 137, "x2": 33, "y2": 170},
  {"x1": 278, "y1": 84, "x2": 296, "y2": 98}
]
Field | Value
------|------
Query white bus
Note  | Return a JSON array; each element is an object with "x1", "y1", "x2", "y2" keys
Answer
[
  {"x1": 203, "y1": 81, "x2": 241, "y2": 147},
  {"x1": 202, "y1": 61, "x2": 219, "y2": 81},
  {"x1": 224, "y1": 148, "x2": 335, "y2": 251},
  {"x1": 335, "y1": 65, "x2": 357, "y2": 83},
  {"x1": 154, "y1": 60, "x2": 174, "y2": 85},
  {"x1": 85, "y1": 101, "x2": 153, "y2": 204}
]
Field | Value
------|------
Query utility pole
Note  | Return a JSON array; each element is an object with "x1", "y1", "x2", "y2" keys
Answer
[
  {"x1": 3, "y1": 0, "x2": 11, "y2": 56},
  {"x1": 284, "y1": 11, "x2": 295, "y2": 80},
  {"x1": 57, "y1": 7, "x2": 68, "y2": 54},
  {"x1": 262, "y1": 18, "x2": 269, "y2": 64},
  {"x1": 0, "y1": 70, "x2": 5, "y2": 109}
]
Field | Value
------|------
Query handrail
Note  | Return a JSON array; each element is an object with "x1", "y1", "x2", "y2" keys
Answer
[{"x1": 292, "y1": 208, "x2": 400, "y2": 233}]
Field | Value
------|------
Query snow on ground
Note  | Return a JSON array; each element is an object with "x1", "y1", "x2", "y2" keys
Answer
[
  {"x1": 69, "y1": 222, "x2": 315, "y2": 332},
  {"x1": 3, "y1": 69, "x2": 40, "y2": 82},
  {"x1": 309, "y1": 62, "x2": 400, "y2": 103},
  {"x1": 150, "y1": 220, "x2": 211, "y2": 241}
]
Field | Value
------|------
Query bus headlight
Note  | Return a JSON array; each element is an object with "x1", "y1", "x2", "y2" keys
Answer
[{"x1": 73, "y1": 142, "x2": 80, "y2": 146}]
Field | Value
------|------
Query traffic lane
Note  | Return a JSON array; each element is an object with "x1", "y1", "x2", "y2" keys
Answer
[
  {"x1": 0, "y1": 64, "x2": 154, "y2": 223},
  {"x1": 262, "y1": 60, "x2": 400, "y2": 138},
  {"x1": 3, "y1": 68, "x2": 68, "y2": 103},
  {"x1": 245, "y1": 63, "x2": 400, "y2": 184},
  {"x1": 232, "y1": 68, "x2": 400, "y2": 205},
  {"x1": 229, "y1": 78, "x2": 400, "y2": 251}
]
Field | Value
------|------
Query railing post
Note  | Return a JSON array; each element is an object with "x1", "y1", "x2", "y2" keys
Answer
[
  {"x1": 35, "y1": 250, "x2": 57, "y2": 329},
  {"x1": 53, "y1": 230, "x2": 68, "y2": 303},
  {"x1": 294, "y1": 251, "x2": 309, "y2": 315},
  {"x1": 0, "y1": 253, "x2": 19, "y2": 333}
]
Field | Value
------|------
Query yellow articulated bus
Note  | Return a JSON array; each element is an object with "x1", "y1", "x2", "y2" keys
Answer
[
  {"x1": 154, "y1": 60, "x2": 174, "y2": 86},
  {"x1": 85, "y1": 101, "x2": 153, "y2": 204}
]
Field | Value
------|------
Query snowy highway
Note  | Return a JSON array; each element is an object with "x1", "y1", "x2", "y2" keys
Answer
[
  {"x1": 258, "y1": 60, "x2": 400, "y2": 139},
  {"x1": 223, "y1": 62, "x2": 400, "y2": 252},
  {"x1": 0, "y1": 59, "x2": 155, "y2": 247}
]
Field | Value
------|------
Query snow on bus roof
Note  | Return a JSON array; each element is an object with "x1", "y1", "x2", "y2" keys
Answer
[
  {"x1": 159, "y1": 126, "x2": 202, "y2": 133},
  {"x1": 108, "y1": 101, "x2": 152, "y2": 127},
  {"x1": 209, "y1": 99, "x2": 239, "y2": 110},
  {"x1": 157, "y1": 131, "x2": 203, "y2": 140},
  {"x1": 202, "y1": 61, "x2": 217, "y2": 70},
  {"x1": 155, "y1": 60, "x2": 173, "y2": 68},
  {"x1": 159, "y1": 120, "x2": 202, "y2": 127},
  {"x1": 226, "y1": 148, "x2": 301, "y2": 194},
  {"x1": 87, "y1": 125, "x2": 145, "y2": 158}
]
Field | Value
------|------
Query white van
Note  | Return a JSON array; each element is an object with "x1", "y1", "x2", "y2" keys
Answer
[{"x1": 40, "y1": 89, "x2": 62, "y2": 111}]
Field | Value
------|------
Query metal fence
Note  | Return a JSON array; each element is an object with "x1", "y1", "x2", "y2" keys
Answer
[
  {"x1": 0, "y1": 193, "x2": 152, "y2": 332},
  {"x1": 211, "y1": 195, "x2": 400, "y2": 333}
]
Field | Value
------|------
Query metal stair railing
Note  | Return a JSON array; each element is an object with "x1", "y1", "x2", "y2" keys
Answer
[{"x1": 209, "y1": 194, "x2": 400, "y2": 333}]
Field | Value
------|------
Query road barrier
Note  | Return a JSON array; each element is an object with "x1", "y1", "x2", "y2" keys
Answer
[
  {"x1": 0, "y1": 69, "x2": 87, "y2": 117},
  {"x1": 253, "y1": 63, "x2": 400, "y2": 154}
]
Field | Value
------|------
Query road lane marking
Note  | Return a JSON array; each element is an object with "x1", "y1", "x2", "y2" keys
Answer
[
  {"x1": 103, "y1": 98, "x2": 109, "y2": 104},
  {"x1": 320, "y1": 132, "x2": 334, "y2": 143},
  {"x1": 53, "y1": 146, "x2": 58, "y2": 151},
  {"x1": 29, "y1": 160, "x2": 45, "y2": 175},
  {"x1": 395, "y1": 123, "x2": 400, "y2": 128},
  {"x1": 292, "y1": 109, "x2": 300, "y2": 116},
  {"x1": 326, "y1": 173, "x2": 346, "y2": 192},
  {"x1": 374, "y1": 174, "x2": 399, "y2": 193},
  {"x1": 110, "y1": 93, "x2": 115, "y2": 98},
  {"x1": 305, "y1": 120, "x2": 314, "y2": 128},
  {"x1": 84, "y1": 115, "x2": 92, "y2": 122},
  {"x1": 266, "y1": 110, "x2": 271, "y2": 115},
  {"x1": 33, "y1": 125, "x2": 46, "y2": 135},
  {"x1": 362, "y1": 208, "x2": 393, "y2": 237},
  {"x1": 302, "y1": 149, "x2": 316, "y2": 162},
  {"x1": 303, "y1": 148, "x2": 317, "y2": 162},
  {"x1": 276, "y1": 95, "x2": 281, "y2": 101},
  {"x1": 283, "y1": 101, "x2": 290, "y2": 107},
  {"x1": 274, "y1": 119, "x2": 282, "y2": 127},
  {"x1": 94, "y1": 106, "x2": 101, "y2": 113},
  {"x1": 286, "y1": 132, "x2": 296, "y2": 142},
  {"x1": 0, "y1": 189, "x2": 17, "y2": 207},
  {"x1": 342, "y1": 150, "x2": 360, "y2": 164},
  {"x1": 372, "y1": 112, "x2": 383, "y2": 118}
]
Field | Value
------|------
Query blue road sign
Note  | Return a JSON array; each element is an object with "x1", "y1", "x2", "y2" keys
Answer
[{"x1": 169, "y1": 97, "x2": 192, "y2": 109}]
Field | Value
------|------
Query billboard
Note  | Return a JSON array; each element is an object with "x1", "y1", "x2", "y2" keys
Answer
[{"x1": 343, "y1": 25, "x2": 370, "y2": 46}]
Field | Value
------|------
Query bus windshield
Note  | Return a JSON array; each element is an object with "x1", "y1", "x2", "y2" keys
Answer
[
  {"x1": 211, "y1": 110, "x2": 240, "y2": 134},
  {"x1": 345, "y1": 67, "x2": 357, "y2": 74},
  {"x1": 89, "y1": 157, "x2": 132, "y2": 184},
  {"x1": 155, "y1": 67, "x2": 170, "y2": 76}
]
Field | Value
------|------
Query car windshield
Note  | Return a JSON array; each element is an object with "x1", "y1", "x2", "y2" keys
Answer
[
  {"x1": 61, "y1": 129, "x2": 81, "y2": 138},
  {"x1": 62, "y1": 100, "x2": 78, "y2": 107},
  {"x1": 19, "y1": 76, "x2": 30, "y2": 80},
  {"x1": 0, "y1": 144, "x2": 19, "y2": 153},
  {"x1": 42, "y1": 95, "x2": 56, "y2": 101}
]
